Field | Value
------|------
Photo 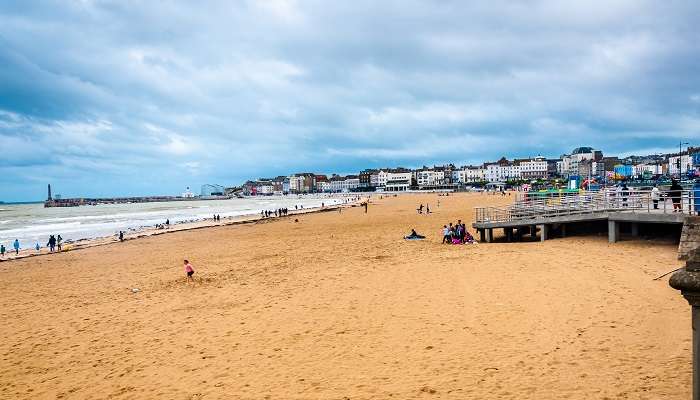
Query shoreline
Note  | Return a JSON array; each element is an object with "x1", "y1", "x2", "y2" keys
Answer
[{"x1": 0, "y1": 198, "x2": 367, "y2": 263}]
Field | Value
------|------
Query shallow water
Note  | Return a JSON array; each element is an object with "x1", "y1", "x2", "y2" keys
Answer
[{"x1": 0, "y1": 196, "x2": 345, "y2": 249}]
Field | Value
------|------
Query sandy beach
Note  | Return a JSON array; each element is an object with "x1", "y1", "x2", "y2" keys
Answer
[{"x1": 0, "y1": 192, "x2": 690, "y2": 399}]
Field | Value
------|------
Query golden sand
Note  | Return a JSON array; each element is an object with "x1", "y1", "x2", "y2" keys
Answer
[{"x1": 0, "y1": 193, "x2": 690, "y2": 399}]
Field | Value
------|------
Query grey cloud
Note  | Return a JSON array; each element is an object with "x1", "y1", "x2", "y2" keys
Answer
[{"x1": 0, "y1": 0, "x2": 699, "y2": 201}]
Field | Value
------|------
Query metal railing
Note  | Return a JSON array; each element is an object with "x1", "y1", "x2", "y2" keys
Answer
[{"x1": 475, "y1": 189, "x2": 699, "y2": 224}]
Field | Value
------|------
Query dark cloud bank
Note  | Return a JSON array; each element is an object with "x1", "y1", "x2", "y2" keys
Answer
[{"x1": 1, "y1": 0, "x2": 699, "y2": 201}]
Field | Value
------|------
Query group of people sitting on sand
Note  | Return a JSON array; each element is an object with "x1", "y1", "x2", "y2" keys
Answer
[{"x1": 442, "y1": 220, "x2": 476, "y2": 244}]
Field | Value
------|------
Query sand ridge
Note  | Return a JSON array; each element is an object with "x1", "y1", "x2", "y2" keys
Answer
[{"x1": 0, "y1": 193, "x2": 690, "y2": 399}]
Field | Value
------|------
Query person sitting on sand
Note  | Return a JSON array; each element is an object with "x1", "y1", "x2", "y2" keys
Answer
[
  {"x1": 464, "y1": 230, "x2": 476, "y2": 244},
  {"x1": 184, "y1": 260, "x2": 195, "y2": 282},
  {"x1": 404, "y1": 229, "x2": 425, "y2": 240}
]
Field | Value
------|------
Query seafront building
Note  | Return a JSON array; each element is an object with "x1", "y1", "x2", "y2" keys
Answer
[{"x1": 237, "y1": 145, "x2": 699, "y2": 196}]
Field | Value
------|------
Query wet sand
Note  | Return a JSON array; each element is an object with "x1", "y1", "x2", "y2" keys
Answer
[{"x1": 0, "y1": 193, "x2": 690, "y2": 399}]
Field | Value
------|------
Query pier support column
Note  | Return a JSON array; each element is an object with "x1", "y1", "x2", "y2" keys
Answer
[
  {"x1": 670, "y1": 249, "x2": 700, "y2": 400},
  {"x1": 530, "y1": 225, "x2": 537, "y2": 239},
  {"x1": 561, "y1": 224, "x2": 566, "y2": 238},
  {"x1": 504, "y1": 228, "x2": 513, "y2": 242},
  {"x1": 630, "y1": 222, "x2": 639, "y2": 237},
  {"x1": 608, "y1": 220, "x2": 619, "y2": 243},
  {"x1": 486, "y1": 228, "x2": 494, "y2": 243},
  {"x1": 479, "y1": 229, "x2": 485, "y2": 243},
  {"x1": 539, "y1": 224, "x2": 548, "y2": 242}
]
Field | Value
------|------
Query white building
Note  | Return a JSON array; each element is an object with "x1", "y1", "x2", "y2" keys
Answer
[
  {"x1": 288, "y1": 175, "x2": 305, "y2": 193},
  {"x1": 327, "y1": 177, "x2": 360, "y2": 192},
  {"x1": 182, "y1": 187, "x2": 195, "y2": 198},
  {"x1": 517, "y1": 157, "x2": 548, "y2": 179},
  {"x1": 669, "y1": 154, "x2": 693, "y2": 176},
  {"x1": 485, "y1": 160, "x2": 521, "y2": 182},
  {"x1": 416, "y1": 169, "x2": 445, "y2": 187},
  {"x1": 316, "y1": 181, "x2": 331, "y2": 193},
  {"x1": 382, "y1": 171, "x2": 412, "y2": 191},
  {"x1": 560, "y1": 147, "x2": 603, "y2": 177},
  {"x1": 556, "y1": 160, "x2": 565, "y2": 176},
  {"x1": 452, "y1": 166, "x2": 485, "y2": 184},
  {"x1": 634, "y1": 164, "x2": 664, "y2": 177},
  {"x1": 377, "y1": 170, "x2": 412, "y2": 189},
  {"x1": 256, "y1": 182, "x2": 274, "y2": 195}
]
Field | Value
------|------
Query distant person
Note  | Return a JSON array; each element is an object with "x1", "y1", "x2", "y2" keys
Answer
[
  {"x1": 119, "y1": 231, "x2": 124, "y2": 242},
  {"x1": 364, "y1": 202, "x2": 368, "y2": 213},
  {"x1": 651, "y1": 185, "x2": 660, "y2": 209},
  {"x1": 13, "y1": 239, "x2": 19, "y2": 255},
  {"x1": 426, "y1": 204, "x2": 430, "y2": 214},
  {"x1": 404, "y1": 229, "x2": 425, "y2": 240},
  {"x1": 417, "y1": 204, "x2": 424, "y2": 214},
  {"x1": 166, "y1": 219, "x2": 170, "y2": 226},
  {"x1": 184, "y1": 259, "x2": 195, "y2": 282},
  {"x1": 47, "y1": 235, "x2": 56, "y2": 252},
  {"x1": 442, "y1": 225, "x2": 450, "y2": 244},
  {"x1": 57, "y1": 235, "x2": 63, "y2": 252},
  {"x1": 669, "y1": 179, "x2": 684, "y2": 212},
  {"x1": 35, "y1": 243, "x2": 41, "y2": 253},
  {"x1": 464, "y1": 229, "x2": 476, "y2": 244},
  {"x1": 0, "y1": 244, "x2": 5, "y2": 257}
]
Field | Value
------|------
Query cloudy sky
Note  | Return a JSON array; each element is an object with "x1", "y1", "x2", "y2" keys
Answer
[{"x1": 1, "y1": 0, "x2": 699, "y2": 201}]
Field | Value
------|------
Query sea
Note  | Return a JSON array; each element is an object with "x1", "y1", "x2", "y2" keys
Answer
[{"x1": 0, "y1": 196, "x2": 345, "y2": 249}]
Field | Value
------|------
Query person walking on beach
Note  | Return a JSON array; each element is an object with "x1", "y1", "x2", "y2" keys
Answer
[
  {"x1": 418, "y1": 204, "x2": 423, "y2": 214},
  {"x1": 47, "y1": 235, "x2": 56, "y2": 252},
  {"x1": 670, "y1": 179, "x2": 683, "y2": 212},
  {"x1": 651, "y1": 185, "x2": 660, "y2": 209},
  {"x1": 119, "y1": 231, "x2": 124, "y2": 242},
  {"x1": 0, "y1": 244, "x2": 5, "y2": 257},
  {"x1": 184, "y1": 259, "x2": 195, "y2": 283},
  {"x1": 57, "y1": 235, "x2": 63, "y2": 252},
  {"x1": 35, "y1": 243, "x2": 41, "y2": 253},
  {"x1": 13, "y1": 239, "x2": 20, "y2": 255},
  {"x1": 442, "y1": 225, "x2": 450, "y2": 244},
  {"x1": 426, "y1": 204, "x2": 430, "y2": 214}
]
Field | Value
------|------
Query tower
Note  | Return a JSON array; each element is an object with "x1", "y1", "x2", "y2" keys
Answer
[{"x1": 47, "y1": 184, "x2": 52, "y2": 201}]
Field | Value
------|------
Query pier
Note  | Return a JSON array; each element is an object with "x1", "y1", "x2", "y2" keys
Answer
[
  {"x1": 44, "y1": 196, "x2": 231, "y2": 207},
  {"x1": 473, "y1": 189, "x2": 698, "y2": 244}
]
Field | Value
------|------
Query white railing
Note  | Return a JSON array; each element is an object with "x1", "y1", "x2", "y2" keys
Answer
[{"x1": 475, "y1": 189, "x2": 699, "y2": 224}]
